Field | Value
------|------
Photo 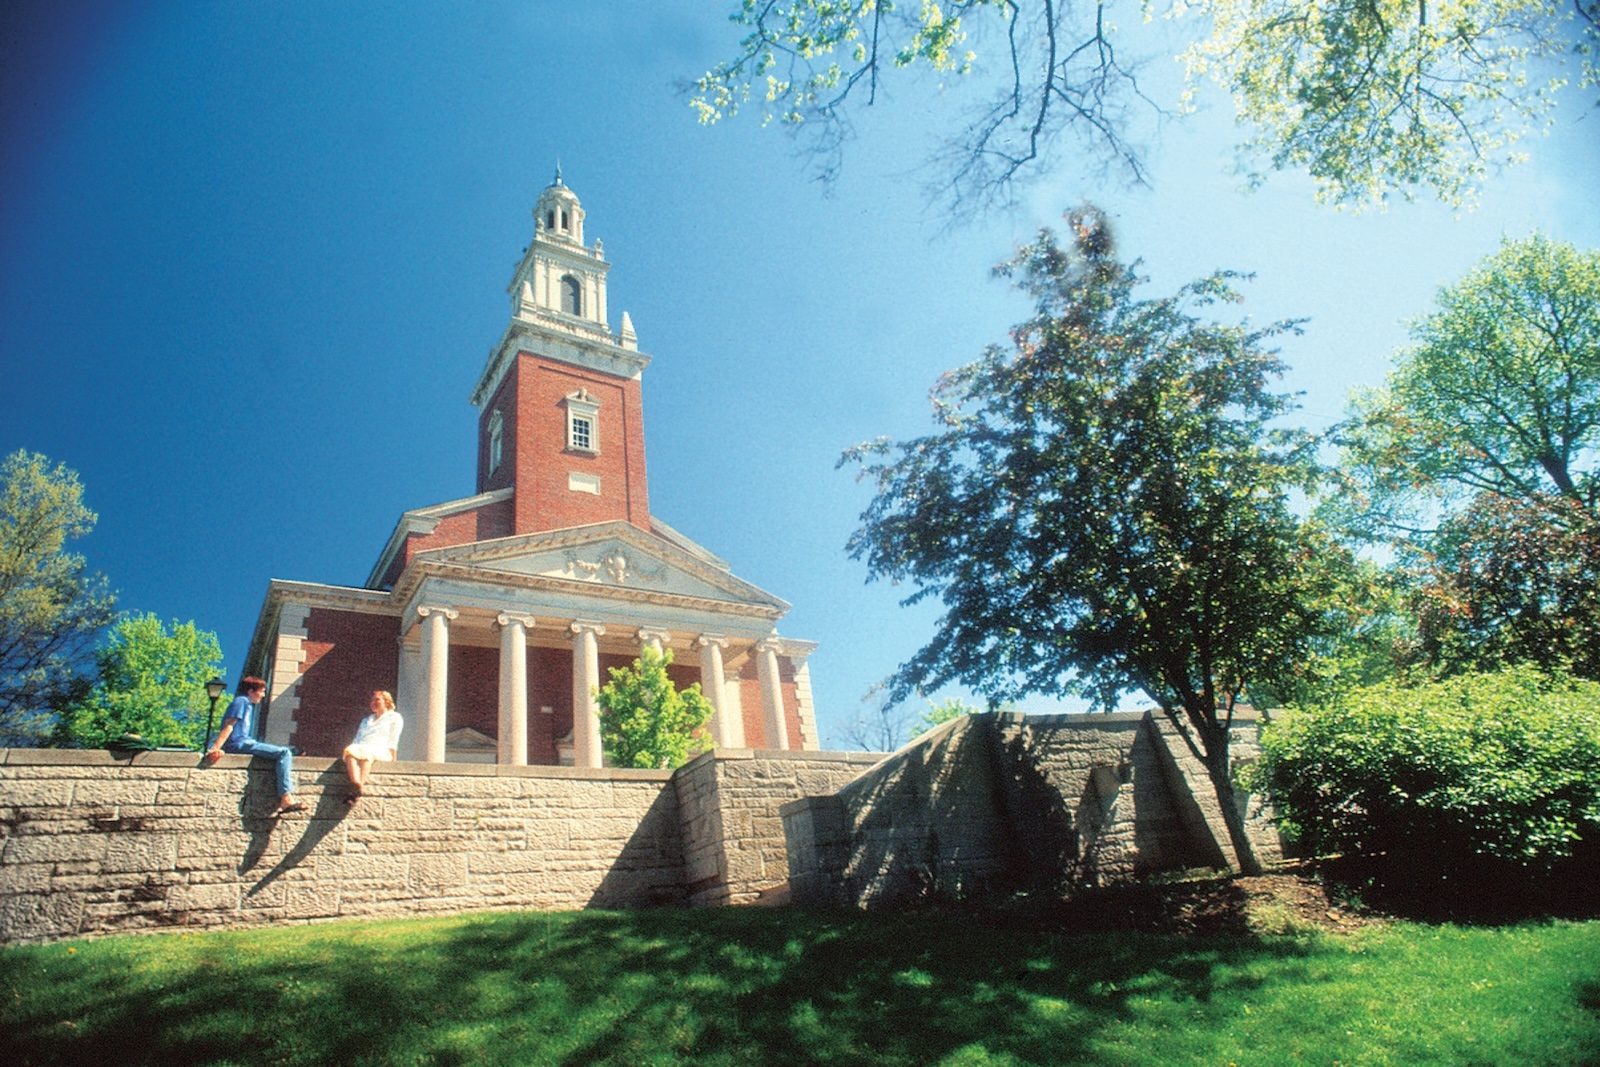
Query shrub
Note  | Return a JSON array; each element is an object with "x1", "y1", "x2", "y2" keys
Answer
[
  {"x1": 596, "y1": 647, "x2": 714, "y2": 769},
  {"x1": 1258, "y1": 668, "x2": 1600, "y2": 880}
]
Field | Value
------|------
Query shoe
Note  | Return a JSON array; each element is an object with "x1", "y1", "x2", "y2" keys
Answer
[{"x1": 271, "y1": 802, "x2": 307, "y2": 817}]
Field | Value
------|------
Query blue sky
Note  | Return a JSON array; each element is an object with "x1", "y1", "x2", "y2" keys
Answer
[{"x1": 3, "y1": 1, "x2": 1597, "y2": 745}]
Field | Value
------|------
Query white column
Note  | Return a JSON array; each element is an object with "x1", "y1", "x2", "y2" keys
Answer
[
  {"x1": 497, "y1": 613, "x2": 537, "y2": 766},
  {"x1": 571, "y1": 621, "x2": 607, "y2": 768},
  {"x1": 417, "y1": 606, "x2": 457, "y2": 763},
  {"x1": 395, "y1": 637, "x2": 422, "y2": 762},
  {"x1": 636, "y1": 628, "x2": 671, "y2": 657},
  {"x1": 756, "y1": 638, "x2": 788, "y2": 751},
  {"x1": 696, "y1": 634, "x2": 732, "y2": 748}
]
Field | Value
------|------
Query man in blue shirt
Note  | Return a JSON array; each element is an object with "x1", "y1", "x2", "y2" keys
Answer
[{"x1": 205, "y1": 676, "x2": 305, "y2": 816}]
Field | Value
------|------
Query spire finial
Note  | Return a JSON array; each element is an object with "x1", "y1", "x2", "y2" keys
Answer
[{"x1": 554, "y1": 160, "x2": 563, "y2": 186}]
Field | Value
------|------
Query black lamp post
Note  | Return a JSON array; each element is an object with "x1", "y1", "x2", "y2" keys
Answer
[{"x1": 204, "y1": 677, "x2": 228, "y2": 750}]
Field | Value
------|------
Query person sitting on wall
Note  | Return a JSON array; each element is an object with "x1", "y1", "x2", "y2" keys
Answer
[
  {"x1": 205, "y1": 676, "x2": 306, "y2": 816},
  {"x1": 343, "y1": 690, "x2": 403, "y2": 805}
]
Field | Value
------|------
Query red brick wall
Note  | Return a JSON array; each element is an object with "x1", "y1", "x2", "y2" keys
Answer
[
  {"x1": 502, "y1": 351, "x2": 650, "y2": 536},
  {"x1": 375, "y1": 498, "x2": 515, "y2": 589},
  {"x1": 527, "y1": 646, "x2": 573, "y2": 765},
  {"x1": 477, "y1": 364, "x2": 520, "y2": 495},
  {"x1": 288, "y1": 609, "x2": 400, "y2": 758},
  {"x1": 734, "y1": 657, "x2": 803, "y2": 749},
  {"x1": 446, "y1": 646, "x2": 499, "y2": 740}
]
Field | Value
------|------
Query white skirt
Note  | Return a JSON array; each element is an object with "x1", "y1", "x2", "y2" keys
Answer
[{"x1": 343, "y1": 743, "x2": 391, "y2": 762}]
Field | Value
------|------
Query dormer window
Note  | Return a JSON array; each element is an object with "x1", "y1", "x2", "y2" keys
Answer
[
  {"x1": 564, "y1": 389, "x2": 600, "y2": 454},
  {"x1": 560, "y1": 275, "x2": 582, "y2": 316},
  {"x1": 487, "y1": 409, "x2": 504, "y2": 473}
]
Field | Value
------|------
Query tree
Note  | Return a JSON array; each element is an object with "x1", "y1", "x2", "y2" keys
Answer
[
  {"x1": 693, "y1": 1, "x2": 1594, "y2": 212},
  {"x1": 1414, "y1": 492, "x2": 1600, "y2": 678},
  {"x1": 1329, "y1": 236, "x2": 1600, "y2": 678},
  {"x1": 59, "y1": 614, "x2": 225, "y2": 750},
  {"x1": 842, "y1": 207, "x2": 1329, "y2": 873},
  {"x1": 0, "y1": 450, "x2": 117, "y2": 747},
  {"x1": 1336, "y1": 234, "x2": 1600, "y2": 537},
  {"x1": 596, "y1": 647, "x2": 716, "y2": 769}
]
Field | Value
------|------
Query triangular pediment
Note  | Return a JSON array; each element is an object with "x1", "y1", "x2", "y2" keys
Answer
[{"x1": 406, "y1": 521, "x2": 788, "y2": 611}]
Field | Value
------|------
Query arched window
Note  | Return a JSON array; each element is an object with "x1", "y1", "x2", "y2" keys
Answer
[
  {"x1": 560, "y1": 275, "x2": 582, "y2": 316},
  {"x1": 487, "y1": 410, "x2": 504, "y2": 474},
  {"x1": 560, "y1": 209, "x2": 569, "y2": 231}
]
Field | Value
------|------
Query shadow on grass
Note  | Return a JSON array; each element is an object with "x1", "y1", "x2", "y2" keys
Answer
[{"x1": 1, "y1": 907, "x2": 1328, "y2": 1067}]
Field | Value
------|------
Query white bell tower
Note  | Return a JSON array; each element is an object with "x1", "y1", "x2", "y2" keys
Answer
[{"x1": 506, "y1": 168, "x2": 622, "y2": 345}]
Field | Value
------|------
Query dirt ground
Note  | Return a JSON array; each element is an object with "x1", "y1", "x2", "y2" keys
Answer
[{"x1": 998, "y1": 862, "x2": 1384, "y2": 937}]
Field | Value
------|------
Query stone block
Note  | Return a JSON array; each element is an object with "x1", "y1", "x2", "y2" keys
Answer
[
  {"x1": 0, "y1": 862, "x2": 53, "y2": 894},
  {"x1": 281, "y1": 884, "x2": 340, "y2": 920},
  {"x1": 0, "y1": 892, "x2": 85, "y2": 942},
  {"x1": 104, "y1": 833, "x2": 177, "y2": 874},
  {"x1": 0, "y1": 779, "x2": 76, "y2": 807},
  {"x1": 408, "y1": 854, "x2": 468, "y2": 892},
  {"x1": 167, "y1": 882, "x2": 243, "y2": 913},
  {"x1": 3, "y1": 832, "x2": 109, "y2": 866}
]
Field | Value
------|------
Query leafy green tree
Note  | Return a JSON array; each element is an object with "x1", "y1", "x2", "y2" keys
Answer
[
  {"x1": 1257, "y1": 667, "x2": 1600, "y2": 883},
  {"x1": 842, "y1": 207, "x2": 1329, "y2": 873},
  {"x1": 909, "y1": 696, "x2": 985, "y2": 738},
  {"x1": 1337, "y1": 234, "x2": 1600, "y2": 536},
  {"x1": 61, "y1": 614, "x2": 225, "y2": 749},
  {"x1": 596, "y1": 647, "x2": 715, "y2": 769},
  {"x1": 1414, "y1": 492, "x2": 1600, "y2": 678},
  {"x1": 0, "y1": 450, "x2": 117, "y2": 746},
  {"x1": 1330, "y1": 235, "x2": 1600, "y2": 679},
  {"x1": 693, "y1": 0, "x2": 1594, "y2": 210},
  {"x1": 1185, "y1": 0, "x2": 1572, "y2": 208}
]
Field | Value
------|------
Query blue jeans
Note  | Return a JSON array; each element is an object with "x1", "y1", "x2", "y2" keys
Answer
[{"x1": 225, "y1": 738, "x2": 295, "y2": 798}]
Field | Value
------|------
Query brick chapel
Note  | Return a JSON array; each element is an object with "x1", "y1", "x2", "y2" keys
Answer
[{"x1": 242, "y1": 174, "x2": 821, "y2": 766}]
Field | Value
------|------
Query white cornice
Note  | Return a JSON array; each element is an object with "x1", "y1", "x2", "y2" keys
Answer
[
  {"x1": 365, "y1": 487, "x2": 515, "y2": 590},
  {"x1": 470, "y1": 319, "x2": 651, "y2": 408}
]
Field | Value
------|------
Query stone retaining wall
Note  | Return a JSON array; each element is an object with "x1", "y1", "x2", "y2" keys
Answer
[
  {"x1": 0, "y1": 746, "x2": 876, "y2": 943},
  {"x1": 782, "y1": 711, "x2": 1281, "y2": 908}
]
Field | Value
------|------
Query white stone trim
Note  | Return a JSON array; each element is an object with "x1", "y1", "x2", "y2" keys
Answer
[
  {"x1": 793, "y1": 658, "x2": 820, "y2": 751},
  {"x1": 264, "y1": 603, "x2": 310, "y2": 746}
]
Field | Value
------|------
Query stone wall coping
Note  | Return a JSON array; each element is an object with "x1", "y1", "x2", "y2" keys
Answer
[
  {"x1": 0, "y1": 747, "x2": 891, "y2": 779},
  {"x1": 0, "y1": 749, "x2": 673, "y2": 782}
]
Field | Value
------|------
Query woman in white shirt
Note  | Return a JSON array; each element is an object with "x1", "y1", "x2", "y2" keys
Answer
[{"x1": 343, "y1": 690, "x2": 403, "y2": 805}]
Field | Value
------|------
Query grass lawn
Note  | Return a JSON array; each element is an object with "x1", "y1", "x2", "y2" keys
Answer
[{"x1": 3, "y1": 907, "x2": 1597, "y2": 1066}]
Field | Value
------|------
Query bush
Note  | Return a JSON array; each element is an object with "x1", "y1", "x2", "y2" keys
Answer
[
  {"x1": 596, "y1": 647, "x2": 714, "y2": 769},
  {"x1": 1258, "y1": 668, "x2": 1600, "y2": 881}
]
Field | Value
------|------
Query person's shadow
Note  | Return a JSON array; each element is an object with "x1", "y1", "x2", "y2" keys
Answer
[{"x1": 235, "y1": 763, "x2": 355, "y2": 897}]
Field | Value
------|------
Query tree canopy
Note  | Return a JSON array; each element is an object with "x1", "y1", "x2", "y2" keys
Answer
[
  {"x1": 693, "y1": 0, "x2": 1594, "y2": 211},
  {"x1": 1337, "y1": 234, "x2": 1600, "y2": 535},
  {"x1": 596, "y1": 647, "x2": 715, "y2": 769},
  {"x1": 842, "y1": 207, "x2": 1330, "y2": 871},
  {"x1": 1329, "y1": 235, "x2": 1600, "y2": 680},
  {"x1": 0, "y1": 450, "x2": 117, "y2": 746},
  {"x1": 59, "y1": 614, "x2": 225, "y2": 750}
]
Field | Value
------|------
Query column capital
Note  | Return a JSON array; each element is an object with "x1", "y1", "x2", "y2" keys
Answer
[
  {"x1": 755, "y1": 636, "x2": 783, "y2": 655},
  {"x1": 695, "y1": 633, "x2": 729, "y2": 649},
  {"x1": 496, "y1": 612, "x2": 538, "y2": 630},
  {"x1": 636, "y1": 627, "x2": 672, "y2": 648},
  {"x1": 570, "y1": 620, "x2": 607, "y2": 637},
  {"x1": 417, "y1": 605, "x2": 459, "y2": 621}
]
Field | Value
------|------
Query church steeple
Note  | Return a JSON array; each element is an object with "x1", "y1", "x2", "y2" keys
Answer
[{"x1": 469, "y1": 173, "x2": 653, "y2": 537}]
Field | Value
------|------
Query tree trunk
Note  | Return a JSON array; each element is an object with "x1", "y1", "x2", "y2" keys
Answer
[{"x1": 1204, "y1": 744, "x2": 1263, "y2": 876}]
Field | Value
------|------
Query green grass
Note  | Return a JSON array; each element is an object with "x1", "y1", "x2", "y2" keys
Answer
[{"x1": 3, "y1": 909, "x2": 1597, "y2": 1066}]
